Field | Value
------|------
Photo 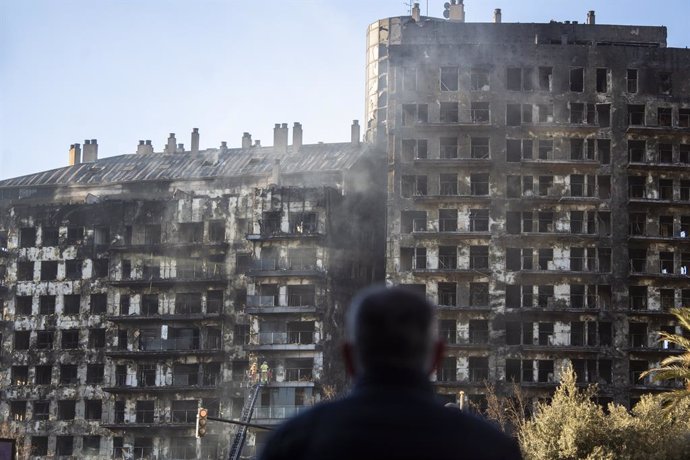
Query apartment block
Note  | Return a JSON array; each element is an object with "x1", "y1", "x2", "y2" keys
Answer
[{"x1": 367, "y1": 4, "x2": 690, "y2": 407}]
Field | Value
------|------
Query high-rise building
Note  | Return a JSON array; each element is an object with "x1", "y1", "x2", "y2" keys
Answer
[
  {"x1": 0, "y1": 124, "x2": 385, "y2": 459},
  {"x1": 367, "y1": 3, "x2": 690, "y2": 408}
]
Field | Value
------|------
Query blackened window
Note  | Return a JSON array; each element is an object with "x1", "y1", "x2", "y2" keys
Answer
[
  {"x1": 65, "y1": 259, "x2": 82, "y2": 279},
  {"x1": 60, "y1": 364, "x2": 78, "y2": 384},
  {"x1": 15, "y1": 296, "x2": 32, "y2": 315},
  {"x1": 440, "y1": 66, "x2": 459, "y2": 91},
  {"x1": 35, "y1": 365, "x2": 52, "y2": 384},
  {"x1": 57, "y1": 400, "x2": 76, "y2": 420},
  {"x1": 33, "y1": 401, "x2": 50, "y2": 420},
  {"x1": 61, "y1": 329, "x2": 80, "y2": 349},
  {"x1": 92, "y1": 259, "x2": 109, "y2": 278},
  {"x1": 36, "y1": 330, "x2": 54, "y2": 349},
  {"x1": 86, "y1": 364, "x2": 104, "y2": 384},
  {"x1": 64, "y1": 294, "x2": 80, "y2": 314},
  {"x1": 89, "y1": 329, "x2": 106, "y2": 348},
  {"x1": 42, "y1": 227, "x2": 59, "y2": 246},
  {"x1": 40, "y1": 261, "x2": 57, "y2": 281},
  {"x1": 19, "y1": 227, "x2": 36, "y2": 248},
  {"x1": 90, "y1": 294, "x2": 107, "y2": 314}
]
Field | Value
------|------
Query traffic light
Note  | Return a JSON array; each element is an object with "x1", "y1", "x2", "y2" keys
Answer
[{"x1": 196, "y1": 407, "x2": 208, "y2": 438}]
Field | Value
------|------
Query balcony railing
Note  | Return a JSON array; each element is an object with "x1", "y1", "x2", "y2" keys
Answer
[
  {"x1": 251, "y1": 258, "x2": 320, "y2": 272},
  {"x1": 257, "y1": 331, "x2": 315, "y2": 345},
  {"x1": 288, "y1": 294, "x2": 317, "y2": 306},
  {"x1": 285, "y1": 368, "x2": 314, "y2": 382},
  {"x1": 171, "y1": 409, "x2": 197, "y2": 424},
  {"x1": 247, "y1": 295, "x2": 277, "y2": 307},
  {"x1": 412, "y1": 219, "x2": 427, "y2": 232},
  {"x1": 468, "y1": 367, "x2": 489, "y2": 382},
  {"x1": 139, "y1": 337, "x2": 200, "y2": 351},
  {"x1": 254, "y1": 405, "x2": 311, "y2": 419}
]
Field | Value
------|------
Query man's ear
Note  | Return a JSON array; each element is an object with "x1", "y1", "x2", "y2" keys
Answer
[
  {"x1": 342, "y1": 342, "x2": 357, "y2": 378},
  {"x1": 427, "y1": 340, "x2": 445, "y2": 376}
]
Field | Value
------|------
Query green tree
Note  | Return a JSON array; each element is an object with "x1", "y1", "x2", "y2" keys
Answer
[
  {"x1": 641, "y1": 307, "x2": 690, "y2": 409},
  {"x1": 516, "y1": 363, "x2": 690, "y2": 460}
]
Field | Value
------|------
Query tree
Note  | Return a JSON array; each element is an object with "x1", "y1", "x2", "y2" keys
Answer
[
  {"x1": 513, "y1": 363, "x2": 690, "y2": 460},
  {"x1": 641, "y1": 307, "x2": 690, "y2": 409}
]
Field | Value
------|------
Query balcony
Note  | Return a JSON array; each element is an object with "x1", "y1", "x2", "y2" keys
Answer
[
  {"x1": 111, "y1": 263, "x2": 227, "y2": 286},
  {"x1": 443, "y1": 331, "x2": 490, "y2": 348},
  {"x1": 247, "y1": 219, "x2": 322, "y2": 241},
  {"x1": 629, "y1": 372, "x2": 685, "y2": 390},
  {"x1": 253, "y1": 404, "x2": 312, "y2": 422},
  {"x1": 106, "y1": 309, "x2": 222, "y2": 323},
  {"x1": 246, "y1": 332, "x2": 319, "y2": 351},
  {"x1": 103, "y1": 372, "x2": 221, "y2": 393},
  {"x1": 246, "y1": 294, "x2": 320, "y2": 314},
  {"x1": 106, "y1": 336, "x2": 223, "y2": 358},
  {"x1": 102, "y1": 412, "x2": 198, "y2": 429},
  {"x1": 435, "y1": 368, "x2": 490, "y2": 385},
  {"x1": 247, "y1": 257, "x2": 324, "y2": 278}
]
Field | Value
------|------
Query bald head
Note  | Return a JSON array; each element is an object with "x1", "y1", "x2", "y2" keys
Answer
[{"x1": 345, "y1": 285, "x2": 438, "y2": 374}]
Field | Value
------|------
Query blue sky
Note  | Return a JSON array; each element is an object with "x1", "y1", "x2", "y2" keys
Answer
[{"x1": 1, "y1": 0, "x2": 689, "y2": 180}]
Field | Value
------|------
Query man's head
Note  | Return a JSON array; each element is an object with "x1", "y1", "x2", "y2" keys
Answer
[{"x1": 343, "y1": 285, "x2": 444, "y2": 376}]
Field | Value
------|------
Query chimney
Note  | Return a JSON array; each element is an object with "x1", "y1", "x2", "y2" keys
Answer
[
  {"x1": 449, "y1": 0, "x2": 465, "y2": 22},
  {"x1": 242, "y1": 132, "x2": 252, "y2": 149},
  {"x1": 83, "y1": 139, "x2": 98, "y2": 162},
  {"x1": 292, "y1": 122, "x2": 303, "y2": 153},
  {"x1": 587, "y1": 10, "x2": 595, "y2": 25},
  {"x1": 176, "y1": 143, "x2": 185, "y2": 153},
  {"x1": 220, "y1": 141, "x2": 228, "y2": 154},
  {"x1": 494, "y1": 8, "x2": 502, "y2": 23},
  {"x1": 273, "y1": 123, "x2": 288, "y2": 154},
  {"x1": 191, "y1": 128, "x2": 200, "y2": 154},
  {"x1": 351, "y1": 120, "x2": 361, "y2": 146},
  {"x1": 254, "y1": 140, "x2": 261, "y2": 148},
  {"x1": 135, "y1": 140, "x2": 154, "y2": 155},
  {"x1": 68, "y1": 143, "x2": 81, "y2": 165},
  {"x1": 411, "y1": 2, "x2": 421, "y2": 22},
  {"x1": 166, "y1": 133, "x2": 177, "y2": 154}
]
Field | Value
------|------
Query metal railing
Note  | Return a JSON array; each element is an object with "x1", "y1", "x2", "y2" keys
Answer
[
  {"x1": 468, "y1": 368, "x2": 489, "y2": 382},
  {"x1": 412, "y1": 219, "x2": 427, "y2": 232},
  {"x1": 247, "y1": 295, "x2": 277, "y2": 307},
  {"x1": 259, "y1": 218, "x2": 282, "y2": 235},
  {"x1": 629, "y1": 334, "x2": 648, "y2": 348},
  {"x1": 135, "y1": 409, "x2": 155, "y2": 423},
  {"x1": 438, "y1": 368, "x2": 457, "y2": 382},
  {"x1": 257, "y1": 331, "x2": 315, "y2": 345},
  {"x1": 439, "y1": 218, "x2": 457, "y2": 232},
  {"x1": 438, "y1": 255, "x2": 457, "y2": 269},
  {"x1": 174, "y1": 303, "x2": 203, "y2": 315},
  {"x1": 629, "y1": 185, "x2": 646, "y2": 199},
  {"x1": 469, "y1": 255, "x2": 489, "y2": 269},
  {"x1": 254, "y1": 405, "x2": 311, "y2": 419},
  {"x1": 438, "y1": 292, "x2": 457, "y2": 307},
  {"x1": 139, "y1": 337, "x2": 199, "y2": 351},
  {"x1": 440, "y1": 145, "x2": 459, "y2": 159},
  {"x1": 171, "y1": 409, "x2": 197, "y2": 424},
  {"x1": 176, "y1": 262, "x2": 226, "y2": 279},
  {"x1": 287, "y1": 294, "x2": 317, "y2": 306},
  {"x1": 289, "y1": 221, "x2": 318, "y2": 234},
  {"x1": 285, "y1": 368, "x2": 314, "y2": 382}
]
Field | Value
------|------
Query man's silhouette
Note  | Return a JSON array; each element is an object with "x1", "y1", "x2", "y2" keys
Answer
[{"x1": 259, "y1": 285, "x2": 522, "y2": 460}]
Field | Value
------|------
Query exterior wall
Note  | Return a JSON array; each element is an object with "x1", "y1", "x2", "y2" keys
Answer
[{"x1": 370, "y1": 16, "x2": 690, "y2": 406}]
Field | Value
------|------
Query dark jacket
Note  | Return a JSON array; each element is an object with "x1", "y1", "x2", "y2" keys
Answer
[{"x1": 259, "y1": 368, "x2": 523, "y2": 460}]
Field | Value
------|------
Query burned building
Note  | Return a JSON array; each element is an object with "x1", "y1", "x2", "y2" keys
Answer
[
  {"x1": 2, "y1": 3, "x2": 690, "y2": 459},
  {"x1": 367, "y1": 3, "x2": 690, "y2": 407},
  {"x1": 0, "y1": 123, "x2": 385, "y2": 459}
]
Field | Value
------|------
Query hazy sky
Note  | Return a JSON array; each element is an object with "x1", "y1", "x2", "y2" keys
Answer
[{"x1": 2, "y1": 0, "x2": 689, "y2": 180}]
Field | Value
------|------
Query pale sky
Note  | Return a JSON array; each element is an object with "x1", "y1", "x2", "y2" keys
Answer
[{"x1": 1, "y1": 0, "x2": 689, "y2": 180}]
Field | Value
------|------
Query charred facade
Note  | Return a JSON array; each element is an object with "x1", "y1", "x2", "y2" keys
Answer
[
  {"x1": 0, "y1": 124, "x2": 385, "y2": 459},
  {"x1": 367, "y1": 6, "x2": 690, "y2": 407}
]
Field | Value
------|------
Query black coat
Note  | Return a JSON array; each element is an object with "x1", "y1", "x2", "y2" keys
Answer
[{"x1": 259, "y1": 368, "x2": 523, "y2": 460}]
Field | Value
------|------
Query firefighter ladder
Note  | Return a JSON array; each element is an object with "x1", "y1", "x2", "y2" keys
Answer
[{"x1": 228, "y1": 383, "x2": 262, "y2": 460}]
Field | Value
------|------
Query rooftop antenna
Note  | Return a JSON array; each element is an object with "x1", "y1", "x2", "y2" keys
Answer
[{"x1": 404, "y1": 0, "x2": 413, "y2": 15}]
